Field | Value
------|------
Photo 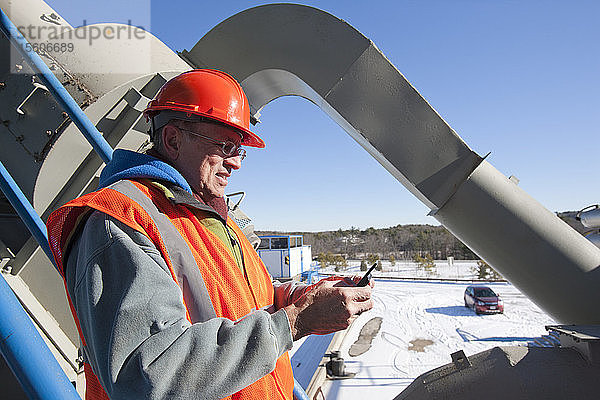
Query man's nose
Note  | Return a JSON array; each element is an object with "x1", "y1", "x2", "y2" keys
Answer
[{"x1": 224, "y1": 154, "x2": 242, "y2": 170}]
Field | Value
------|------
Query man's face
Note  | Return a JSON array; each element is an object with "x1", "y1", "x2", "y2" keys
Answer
[{"x1": 170, "y1": 121, "x2": 243, "y2": 202}]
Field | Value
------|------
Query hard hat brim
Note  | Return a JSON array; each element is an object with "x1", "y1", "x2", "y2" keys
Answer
[{"x1": 147, "y1": 106, "x2": 265, "y2": 148}]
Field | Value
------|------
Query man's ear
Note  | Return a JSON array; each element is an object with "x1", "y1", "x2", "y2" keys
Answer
[{"x1": 162, "y1": 124, "x2": 181, "y2": 161}]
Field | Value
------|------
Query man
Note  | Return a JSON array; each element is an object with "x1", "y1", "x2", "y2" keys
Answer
[{"x1": 47, "y1": 69, "x2": 373, "y2": 400}]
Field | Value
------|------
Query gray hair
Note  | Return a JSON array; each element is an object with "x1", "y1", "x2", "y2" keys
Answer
[{"x1": 149, "y1": 119, "x2": 200, "y2": 154}]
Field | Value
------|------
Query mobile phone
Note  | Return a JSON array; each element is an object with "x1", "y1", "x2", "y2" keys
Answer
[{"x1": 357, "y1": 262, "x2": 377, "y2": 286}]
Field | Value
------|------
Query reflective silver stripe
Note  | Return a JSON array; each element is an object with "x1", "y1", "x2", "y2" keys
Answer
[{"x1": 108, "y1": 180, "x2": 217, "y2": 323}]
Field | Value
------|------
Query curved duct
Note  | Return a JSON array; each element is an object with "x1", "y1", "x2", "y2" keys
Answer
[
  {"x1": 181, "y1": 4, "x2": 600, "y2": 323},
  {"x1": 579, "y1": 206, "x2": 600, "y2": 229}
]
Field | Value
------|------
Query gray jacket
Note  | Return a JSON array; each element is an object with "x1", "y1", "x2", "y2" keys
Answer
[{"x1": 64, "y1": 181, "x2": 307, "y2": 399}]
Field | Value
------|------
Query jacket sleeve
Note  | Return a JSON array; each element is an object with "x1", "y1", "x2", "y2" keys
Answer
[
  {"x1": 272, "y1": 280, "x2": 310, "y2": 310},
  {"x1": 64, "y1": 211, "x2": 293, "y2": 400}
]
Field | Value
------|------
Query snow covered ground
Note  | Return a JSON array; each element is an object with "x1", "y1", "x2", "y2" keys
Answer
[{"x1": 295, "y1": 261, "x2": 557, "y2": 399}]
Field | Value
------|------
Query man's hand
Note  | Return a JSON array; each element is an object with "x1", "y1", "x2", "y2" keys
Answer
[{"x1": 283, "y1": 276, "x2": 373, "y2": 341}]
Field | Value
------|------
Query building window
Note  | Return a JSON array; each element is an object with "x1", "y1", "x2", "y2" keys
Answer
[
  {"x1": 258, "y1": 238, "x2": 270, "y2": 250},
  {"x1": 271, "y1": 237, "x2": 289, "y2": 249}
]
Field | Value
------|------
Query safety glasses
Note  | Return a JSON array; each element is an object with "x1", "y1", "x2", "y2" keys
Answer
[{"x1": 179, "y1": 128, "x2": 246, "y2": 160}]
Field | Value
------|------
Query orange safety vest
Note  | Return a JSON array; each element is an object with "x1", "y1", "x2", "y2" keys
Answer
[{"x1": 47, "y1": 179, "x2": 294, "y2": 400}]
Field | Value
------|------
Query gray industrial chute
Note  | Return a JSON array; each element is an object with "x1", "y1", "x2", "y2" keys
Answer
[{"x1": 181, "y1": 3, "x2": 600, "y2": 324}]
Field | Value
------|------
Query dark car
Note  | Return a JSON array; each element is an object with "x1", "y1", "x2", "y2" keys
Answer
[{"x1": 464, "y1": 286, "x2": 504, "y2": 314}]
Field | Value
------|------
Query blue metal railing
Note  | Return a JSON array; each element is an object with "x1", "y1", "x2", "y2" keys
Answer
[
  {"x1": 0, "y1": 161, "x2": 54, "y2": 263},
  {"x1": 0, "y1": 274, "x2": 80, "y2": 400}
]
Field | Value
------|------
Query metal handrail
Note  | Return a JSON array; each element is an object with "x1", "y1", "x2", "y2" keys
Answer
[
  {"x1": 0, "y1": 274, "x2": 81, "y2": 400},
  {"x1": 0, "y1": 161, "x2": 55, "y2": 263}
]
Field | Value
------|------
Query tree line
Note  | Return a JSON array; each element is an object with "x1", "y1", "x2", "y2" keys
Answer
[{"x1": 257, "y1": 224, "x2": 478, "y2": 261}]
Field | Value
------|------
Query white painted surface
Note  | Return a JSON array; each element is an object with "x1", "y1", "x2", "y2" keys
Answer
[
  {"x1": 301, "y1": 246, "x2": 312, "y2": 273},
  {"x1": 289, "y1": 247, "x2": 302, "y2": 276}
]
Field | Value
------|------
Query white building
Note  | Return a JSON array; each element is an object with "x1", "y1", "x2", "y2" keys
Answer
[{"x1": 257, "y1": 235, "x2": 312, "y2": 279}]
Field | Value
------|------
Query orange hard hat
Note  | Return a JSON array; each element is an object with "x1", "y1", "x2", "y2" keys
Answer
[{"x1": 143, "y1": 69, "x2": 264, "y2": 148}]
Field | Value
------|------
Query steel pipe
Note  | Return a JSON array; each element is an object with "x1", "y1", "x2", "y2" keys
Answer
[
  {"x1": 0, "y1": 161, "x2": 54, "y2": 264},
  {"x1": 0, "y1": 273, "x2": 80, "y2": 400},
  {"x1": 579, "y1": 206, "x2": 600, "y2": 229}
]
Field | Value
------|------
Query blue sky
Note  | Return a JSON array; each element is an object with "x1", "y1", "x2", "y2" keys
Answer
[{"x1": 45, "y1": 0, "x2": 600, "y2": 231}]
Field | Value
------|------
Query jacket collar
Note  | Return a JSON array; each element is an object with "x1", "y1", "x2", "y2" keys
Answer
[
  {"x1": 98, "y1": 149, "x2": 193, "y2": 194},
  {"x1": 147, "y1": 180, "x2": 228, "y2": 222}
]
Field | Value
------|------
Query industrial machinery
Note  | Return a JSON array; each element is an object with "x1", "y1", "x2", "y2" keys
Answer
[{"x1": 1, "y1": 1, "x2": 599, "y2": 399}]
